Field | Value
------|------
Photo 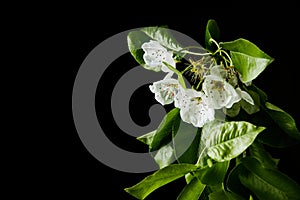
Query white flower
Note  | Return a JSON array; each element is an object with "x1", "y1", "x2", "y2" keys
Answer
[
  {"x1": 175, "y1": 87, "x2": 215, "y2": 128},
  {"x1": 202, "y1": 74, "x2": 241, "y2": 109},
  {"x1": 235, "y1": 87, "x2": 254, "y2": 105},
  {"x1": 223, "y1": 88, "x2": 258, "y2": 117},
  {"x1": 149, "y1": 76, "x2": 179, "y2": 105},
  {"x1": 141, "y1": 40, "x2": 175, "y2": 73}
]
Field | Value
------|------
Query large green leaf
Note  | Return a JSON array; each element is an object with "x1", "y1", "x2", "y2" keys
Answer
[
  {"x1": 194, "y1": 161, "x2": 230, "y2": 185},
  {"x1": 141, "y1": 26, "x2": 183, "y2": 52},
  {"x1": 150, "y1": 107, "x2": 180, "y2": 150},
  {"x1": 248, "y1": 141, "x2": 278, "y2": 169},
  {"x1": 239, "y1": 157, "x2": 300, "y2": 200},
  {"x1": 220, "y1": 38, "x2": 274, "y2": 83},
  {"x1": 172, "y1": 119, "x2": 201, "y2": 164},
  {"x1": 197, "y1": 120, "x2": 224, "y2": 167},
  {"x1": 124, "y1": 164, "x2": 198, "y2": 200},
  {"x1": 264, "y1": 102, "x2": 300, "y2": 140},
  {"x1": 177, "y1": 177, "x2": 206, "y2": 200},
  {"x1": 249, "y1": 110, "x2": 299, "y2": 147},
  {"x1": 206, "y1": 121, "x2": 265, "y2": 162},
  {"x1": 205, "y1": 19, "x2": 220, "y2": 52},
  {"x1": 226, "y1": 164, "x2": 251, "y2": 199},
  {"x1": 208, "y1": 189, "x2": 246, "y2": 200}
]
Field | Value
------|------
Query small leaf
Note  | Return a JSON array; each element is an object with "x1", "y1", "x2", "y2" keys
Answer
[
  {"x1": 239, "y1": 157, "x2": 300, "y2": 200},
  {"x1": 127, "y1": 31, "x2": 150, "y2": 66},
  {"x1": 220, "y1": 38, "x2": 274, "y2": 83},
  {"x1": 150, "y1": 108, "x2": 180, "y2": 150},
  {"x1": 177, "y1": 177, "x2": 206, "y2": 200},
  {"x1": 137, "y1": 130, "x2": 156, "y2": 146},
  {"x1": 205, "y1": 19, "x2": 220, "y2": 52},
  {"x1": 265, "y1": 102, "x2": 300, "y2": 140},
  {"x1": 206, "y1": 121, "x2": 265, "y2": 162},
  {"x1": 152, "y1": 144, "x2": 175, "y2": 169},
  {"x1": 246, "y1": 84, "x2": 268, "y2": 104},
  {"x1": 124, "y1": 164, "x2": 198, "y2": 200}
]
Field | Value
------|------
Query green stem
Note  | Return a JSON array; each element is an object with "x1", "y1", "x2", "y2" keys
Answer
[
  {"x1": 163, "y1": 61, "x2": 186, "y2": 89},
  {"x1": 180, "y1": 65, "x2": 192, "y2": 74},
  {"x1": 181, "y1": 50, "x2": 212, "y2": 56},
  {"x1": 220, "y1": 49, "x2": 233, "y2": 66},
  {"x1": 209, "y1": 38, "x2": 220, "y2": 49}
]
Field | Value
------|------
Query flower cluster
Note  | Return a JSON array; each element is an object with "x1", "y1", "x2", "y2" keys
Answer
[{"x1": 143, "y1": 40, "x2": 257, "y2": 128}]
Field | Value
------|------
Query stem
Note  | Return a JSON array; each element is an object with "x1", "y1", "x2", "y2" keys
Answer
[
  {"x1": 180, "y1": 65, "x2": 192, "y2": 74},
  {"x1": 220, "y1": 49, "x2": 233, "y2": 66},
  {"x1": 209, "y1": 38, "x2": 220, "y2": 49},
  {"x1": 195, "y1": 147, "x2": 207, "y2": 167},
  {"x1": 163, "y1": 61, "x2": 187, "y2": 89},
  {"x1": 181, "y1": 50, "x2": 212, "y2": 56},
  {"x1": 180, "y1": 45, "x2": 208, "y2": 51},
  {"x1": 178, "y1": 46, "x2": 212, "y2": 56}
]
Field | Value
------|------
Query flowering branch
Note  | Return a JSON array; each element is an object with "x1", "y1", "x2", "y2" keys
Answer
[{"x1": 124, "y1": 19, "x2": 300, "y2": 200}]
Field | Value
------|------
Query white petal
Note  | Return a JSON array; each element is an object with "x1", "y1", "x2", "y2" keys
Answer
[
  {"x1": 179, "y1": 91, "x2": 215, "y2": 128},
  {"x1": 235, "y1": 87, "x2": 254, "y2": 105},
  {"x1": 203, "y1": 75, "x2": 240, "y2": 109},
  {"x1": 209, "y1": 65, "x2": 226, "y2": 79},
  {"x1": 141, "y1": 40, "x2": 175, "y2": 73},
  {"x1": 149, "y1": 78, "x2": 179, "y2": 105}
]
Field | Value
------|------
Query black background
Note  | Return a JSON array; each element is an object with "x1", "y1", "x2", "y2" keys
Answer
[{"x1": 28, "y1": 3, "x2": 300, "y2": 199}]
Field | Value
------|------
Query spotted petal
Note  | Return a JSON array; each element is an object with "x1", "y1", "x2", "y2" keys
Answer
[
  {"x1": 149, "y1": 77, "x2": 179, "y2": 105},
  {"x1": 203, "y1": 75, "x2": 241, "y2": 109},
  {"x1": 142, "y1": 40, "x2": 175, "y2": 73},
  {"x1": 177, "y1": 89, "x2": 215, "y2": 128}
]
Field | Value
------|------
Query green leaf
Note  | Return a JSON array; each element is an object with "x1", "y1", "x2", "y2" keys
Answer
[
  {"x1": 127, "y1": 31, "x2": 150, "y2": 66},
  {"x1": 136, "y1": 130, "x2": 156, "y2": 146},
  {"x1": 239, "y1": 157, "x2": 300, "y2": 200},
  {"x1": 152, "y1": 144, "x2": 175, "y2": 169},
  {"x1": 226, "y1": 164, "x2": 251, "y2": 199},
  {"x1": 206, "y1": 121, "x2": 265, "y2": 162},
  {"x1": 172, "y1": 119, "x2": 201, "y2": 164},
  {"x1": 249, "y1": 110, "x2": 298, "y2": 147},
  {"x1": 177, "y1": 177, "x2": 206, "y2": 200},
  {"x1": 124, "y1": 164, "x2": 198, "y2": 200},
  {"x1": 248, "y1": 141, "x2": 278, "y2": 169},
  {"x1": 197, "y1": 120, "x2": 224, "y2": 167},
  {"x1": 141, "y1": 26, "x2": 183, "y2": 52},
  {"x1": 194, "y1": 161, "x2": 230, "y2": 185},
  {"x1": 209, "y1": 189, "x2": 246, "y2": 200},
  {"x1": 205, "y1": 19, "x2": 220, "y2": 52},
  {"x1": 220, "y1": 38, "x2": 274, "y2": 83},
  {"x1": 264, "y1": 102, "x2": 300, "y2": 140},
  {"x1": 199, "y1": 186, "x2": 213, "y2": 200},
  {"x1": 150, "y1": 108, "x2": 180, "y2": 151},
  {"x1": 246, "y1": 84, "x2": 268, "y2": 104}
]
